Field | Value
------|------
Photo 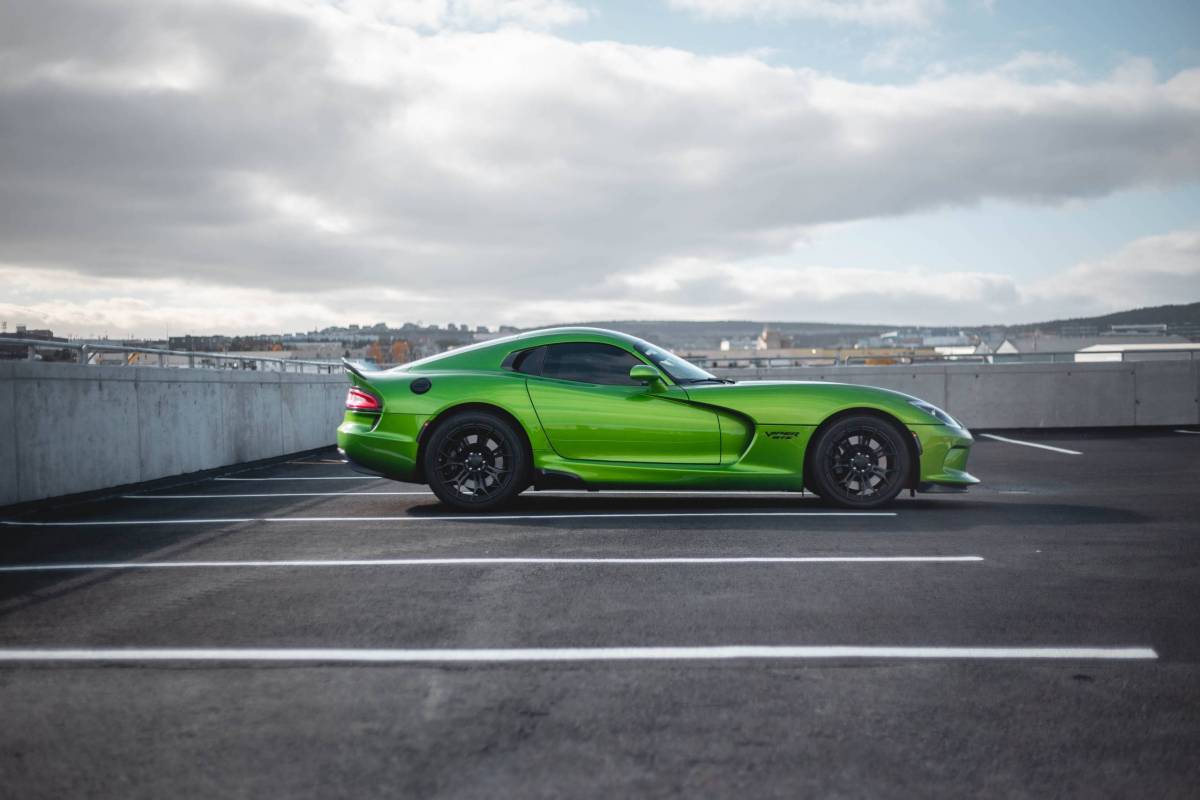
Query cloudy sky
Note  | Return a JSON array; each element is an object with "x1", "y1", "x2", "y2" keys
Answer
[{"x1": 1, "y1": 0, "x2": 1198, "y2": 338}]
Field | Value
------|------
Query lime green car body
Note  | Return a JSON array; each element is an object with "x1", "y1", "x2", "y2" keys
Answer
[{"x1": 337, "y1": 327, "x2": 977, "y2": 494}]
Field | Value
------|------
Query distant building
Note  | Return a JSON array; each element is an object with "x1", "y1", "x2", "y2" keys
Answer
[
  {"x1": 933, "y1": 345, "x2": 979, "y2": 357},
  {"x1": 170, "y1": 335, "x2": 229, "y2": 352},
  {"x1": 977, "y1": 330, "x2": 1010, "y2": 354},
  {"x1": 1007, "y1": 333, "x2": 1186, "y2": 352},
  {"x1": 0, "y1": 329, "x2": 72, "y2": 361},
  {"x1": 0, "y1": 327, "x2": 57, "y2": 342},
  {"x1": 858, "y1": 328, "x2": 972, "y2": 349},
  {"x1": 1107, "y1": 323, "x2": 1168, "y2": 335},
  {"x1": 169, "y1": 335, "x2": 281, "y2": 352},
  {"x1": 1075, "y1": 342, "x2": 1199, "y2": 362},
  {"x1": 756, "y1": 327, "x2": 782, "y2": 350},
  {"x1": 993, "y1": 331, "x2": 1190, "y2": 361}
]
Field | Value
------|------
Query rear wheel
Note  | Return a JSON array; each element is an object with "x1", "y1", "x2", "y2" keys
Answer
[
  {"x1": 423, "y1": 412, "x2": 530, "y2": 511},
  {"x1": 807, "y1": 415, "x2": 911, "y2": 509}
]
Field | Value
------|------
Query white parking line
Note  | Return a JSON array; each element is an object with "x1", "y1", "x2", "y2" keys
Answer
[
  {"x1": 215, "y1": 476, "x2": 380, "y2": 481},
  {"x1": 0, "y1": 556, "x2": 979, "y2": 572},
  {"x1": 1175, "y1": 429, "x2": 1200, "y2": 435},
  {"x1": 0, "y1": 646, "x2": 1158, "y2": 663},
  {"x1": 0, "y1": 511, "x2": 897, "y2": 527},
  {"x1": 979, "y1": 433, "x2": 1083, "y2": 455},
  {"x1": 124, "y1": 490, "x2": 810, "y2": 499},
  {"x1": 540, "y1": 490, "x2": 808, "y2": 496},
  {"x1": 125, "y1": 492, "x2": 433, "y2": 499}
]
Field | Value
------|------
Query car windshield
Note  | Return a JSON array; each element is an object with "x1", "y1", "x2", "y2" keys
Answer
[{"x1": 632, "y1": 338, "x2": 723, "y2": 384}]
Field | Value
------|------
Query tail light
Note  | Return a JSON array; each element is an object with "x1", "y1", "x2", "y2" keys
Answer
[{"x1": 346, "y1": 386, "x2": 382, "y2": 412}]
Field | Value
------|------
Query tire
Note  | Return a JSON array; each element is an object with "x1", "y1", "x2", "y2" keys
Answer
[
  {"x1": 807, "y1": 414, "x2": 912, "y2": 509},
  {"x1": 423, "y1": 411, "x2": 530, "y2": 511}
]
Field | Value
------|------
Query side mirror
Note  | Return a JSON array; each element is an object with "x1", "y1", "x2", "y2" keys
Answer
[{"x1": 629, "y1": 364, "x2": 665, "y2": 390}]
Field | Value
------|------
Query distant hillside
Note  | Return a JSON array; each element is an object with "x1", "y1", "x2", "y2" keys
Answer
[
  {"x1": 1007, "y1": 302, "x2": 1200, "y2": 334},
  {"x1": 548, "y1": 302, "x2": 1200, "y2": 349},
  {"x1": 561, "y1": 320, "x2": 889, "y2": 350}
]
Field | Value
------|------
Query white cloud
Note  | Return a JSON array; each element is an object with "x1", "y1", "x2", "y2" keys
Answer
[
  {"x1": 0, "y1": 266, "x2": 336, "y2": 338},
  {"x1": 860, "y1": 34, "x2": 930, "y2": 71},
  {"x1": 602, "y1": 255, "x2": 1024, "y2": 323},
  {"x1": 315, "y1": 0, "x2": 588, "y2": 30},
  {"x1": 998, "y1": 50, "x2": 1076, "y2": 76},
  {"x1": 0, "y1": 1, "x2": 1197, "y2": 333},
  {"x1": 3, "y1": 228, "x2": 1195, "y2": 335},
  {"x1": 665, "y1": 0, "x2": 945, "y2": 26},
  {"x1": 1032, "y1": 229, "x2": 1200, "y2": 317},
  {"x1": 244, "y1": 174, "x2": 358, "y2": 235}
]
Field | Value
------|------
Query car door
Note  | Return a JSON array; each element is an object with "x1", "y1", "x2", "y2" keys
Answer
[{"x1": 523, "y1": 342, "x2": 721, "y2": 464}]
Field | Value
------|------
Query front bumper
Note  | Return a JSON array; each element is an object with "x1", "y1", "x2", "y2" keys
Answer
[{"x1": 912, "y1": 424, "x2": 979, "y2": 491}]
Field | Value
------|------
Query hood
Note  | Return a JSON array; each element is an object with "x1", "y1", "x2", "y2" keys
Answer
[{"x1": 682, "y1": 379, "x2": 930, "y2": 426}]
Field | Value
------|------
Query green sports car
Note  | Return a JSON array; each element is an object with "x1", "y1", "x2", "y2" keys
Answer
[{"x1": 337, "y1": 327, "x2": 978, "y2": 511}]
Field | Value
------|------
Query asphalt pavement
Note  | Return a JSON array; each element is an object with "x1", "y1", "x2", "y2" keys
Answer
[{"x1": 1, "y1": 429, "x2": 1198, "y2": 798}]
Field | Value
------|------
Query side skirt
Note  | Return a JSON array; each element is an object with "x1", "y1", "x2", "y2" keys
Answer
[{"x1": 917, "y1": 481, "x2": 971, "y2": 494}]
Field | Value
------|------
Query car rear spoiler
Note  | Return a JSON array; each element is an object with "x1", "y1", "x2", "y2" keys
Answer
[
  {"x1": 342, "y1": 357, "x2": 367, "y2": 378},
  {"x1": 342, "y1": 358, "x2": 378, "y2": 387}
]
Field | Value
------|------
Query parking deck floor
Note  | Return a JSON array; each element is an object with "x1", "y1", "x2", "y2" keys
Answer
[{"x1": 1, "y1": 430, "x2": 1198, "y2": 797}]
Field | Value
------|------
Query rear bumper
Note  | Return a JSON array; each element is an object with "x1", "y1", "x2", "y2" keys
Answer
[
  {"x1": 336, "y1": 412, "x2": 426, "y2": 483},
  {"x1": 337, "y1": 448, "x2": 388, "y2": 478},
  {"x1": 912, "y1": 424, "x2": 980, "y2": 491}
]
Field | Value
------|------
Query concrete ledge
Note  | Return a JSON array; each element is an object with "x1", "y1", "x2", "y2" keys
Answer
[
  {"x1": 0, "y1": 362, "x2": 346, "y2": 507},
  {"x1": 713, "y1": 360, "x2": 1199, "y2": 429},
  {"x1": 3, "y1": 358, "x2": 1197, "y2": 506}
]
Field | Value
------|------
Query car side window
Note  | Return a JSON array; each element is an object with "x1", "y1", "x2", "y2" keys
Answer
[
  {"x1": 540, "y1": 343, "x2": 643, "y2": 385},
  {"x1": 508, "y1": 346, "x2": 546, "y2": 376}
]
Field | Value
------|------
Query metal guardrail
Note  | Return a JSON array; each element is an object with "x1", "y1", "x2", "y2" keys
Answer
[
  {"x1": 4, "y1": 337, "x2": 1196, "y2": 373},
  {"x1": 689, "y1": 347, "x2": 1200, "y2": 369},
  {"x1": 0, "y1": 338, "x2": 341, "y2": 374}
]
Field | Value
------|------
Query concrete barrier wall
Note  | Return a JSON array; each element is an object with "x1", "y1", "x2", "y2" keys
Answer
[
  {"x1": 0, "y1": 362, "x2": 346, "y2": 507},
  {"x1": 2, "y1": 359, "x2": 1197, "y2": 506},
  {"x1": 712, "y1": 360, "x2": 1200, "y2": 430}
]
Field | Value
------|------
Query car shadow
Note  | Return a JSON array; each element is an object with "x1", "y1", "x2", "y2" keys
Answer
[{"x1": 401, "y1": 492, "x2": 1152, "y2": 529}]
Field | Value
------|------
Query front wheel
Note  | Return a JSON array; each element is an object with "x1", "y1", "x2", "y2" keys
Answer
[
  {"x1": 807, "y1": 415, "x2": 912, "y2": 509},
  {"x1": 423, "y1": 412, "x2": 530, "y2": 511}
]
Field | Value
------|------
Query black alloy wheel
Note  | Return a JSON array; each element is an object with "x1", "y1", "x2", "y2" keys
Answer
[
  {"x1": 423, "y1": 412, "x2": 529, "y2": 511},
  {"x1": 808, "y1": 415, "x2": 911, "y2": 509}
]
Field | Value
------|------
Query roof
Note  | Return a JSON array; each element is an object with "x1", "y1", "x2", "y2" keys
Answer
[
  {"x1": 396, "y1": 327, "x2": 640, "y2": 372},
  {"x1": 1001, "y1": 334, "x2": 1189, "y2": 353},
  {"x1": 1076, "y1": 342, "x2": 1199, "y2": 352}
]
